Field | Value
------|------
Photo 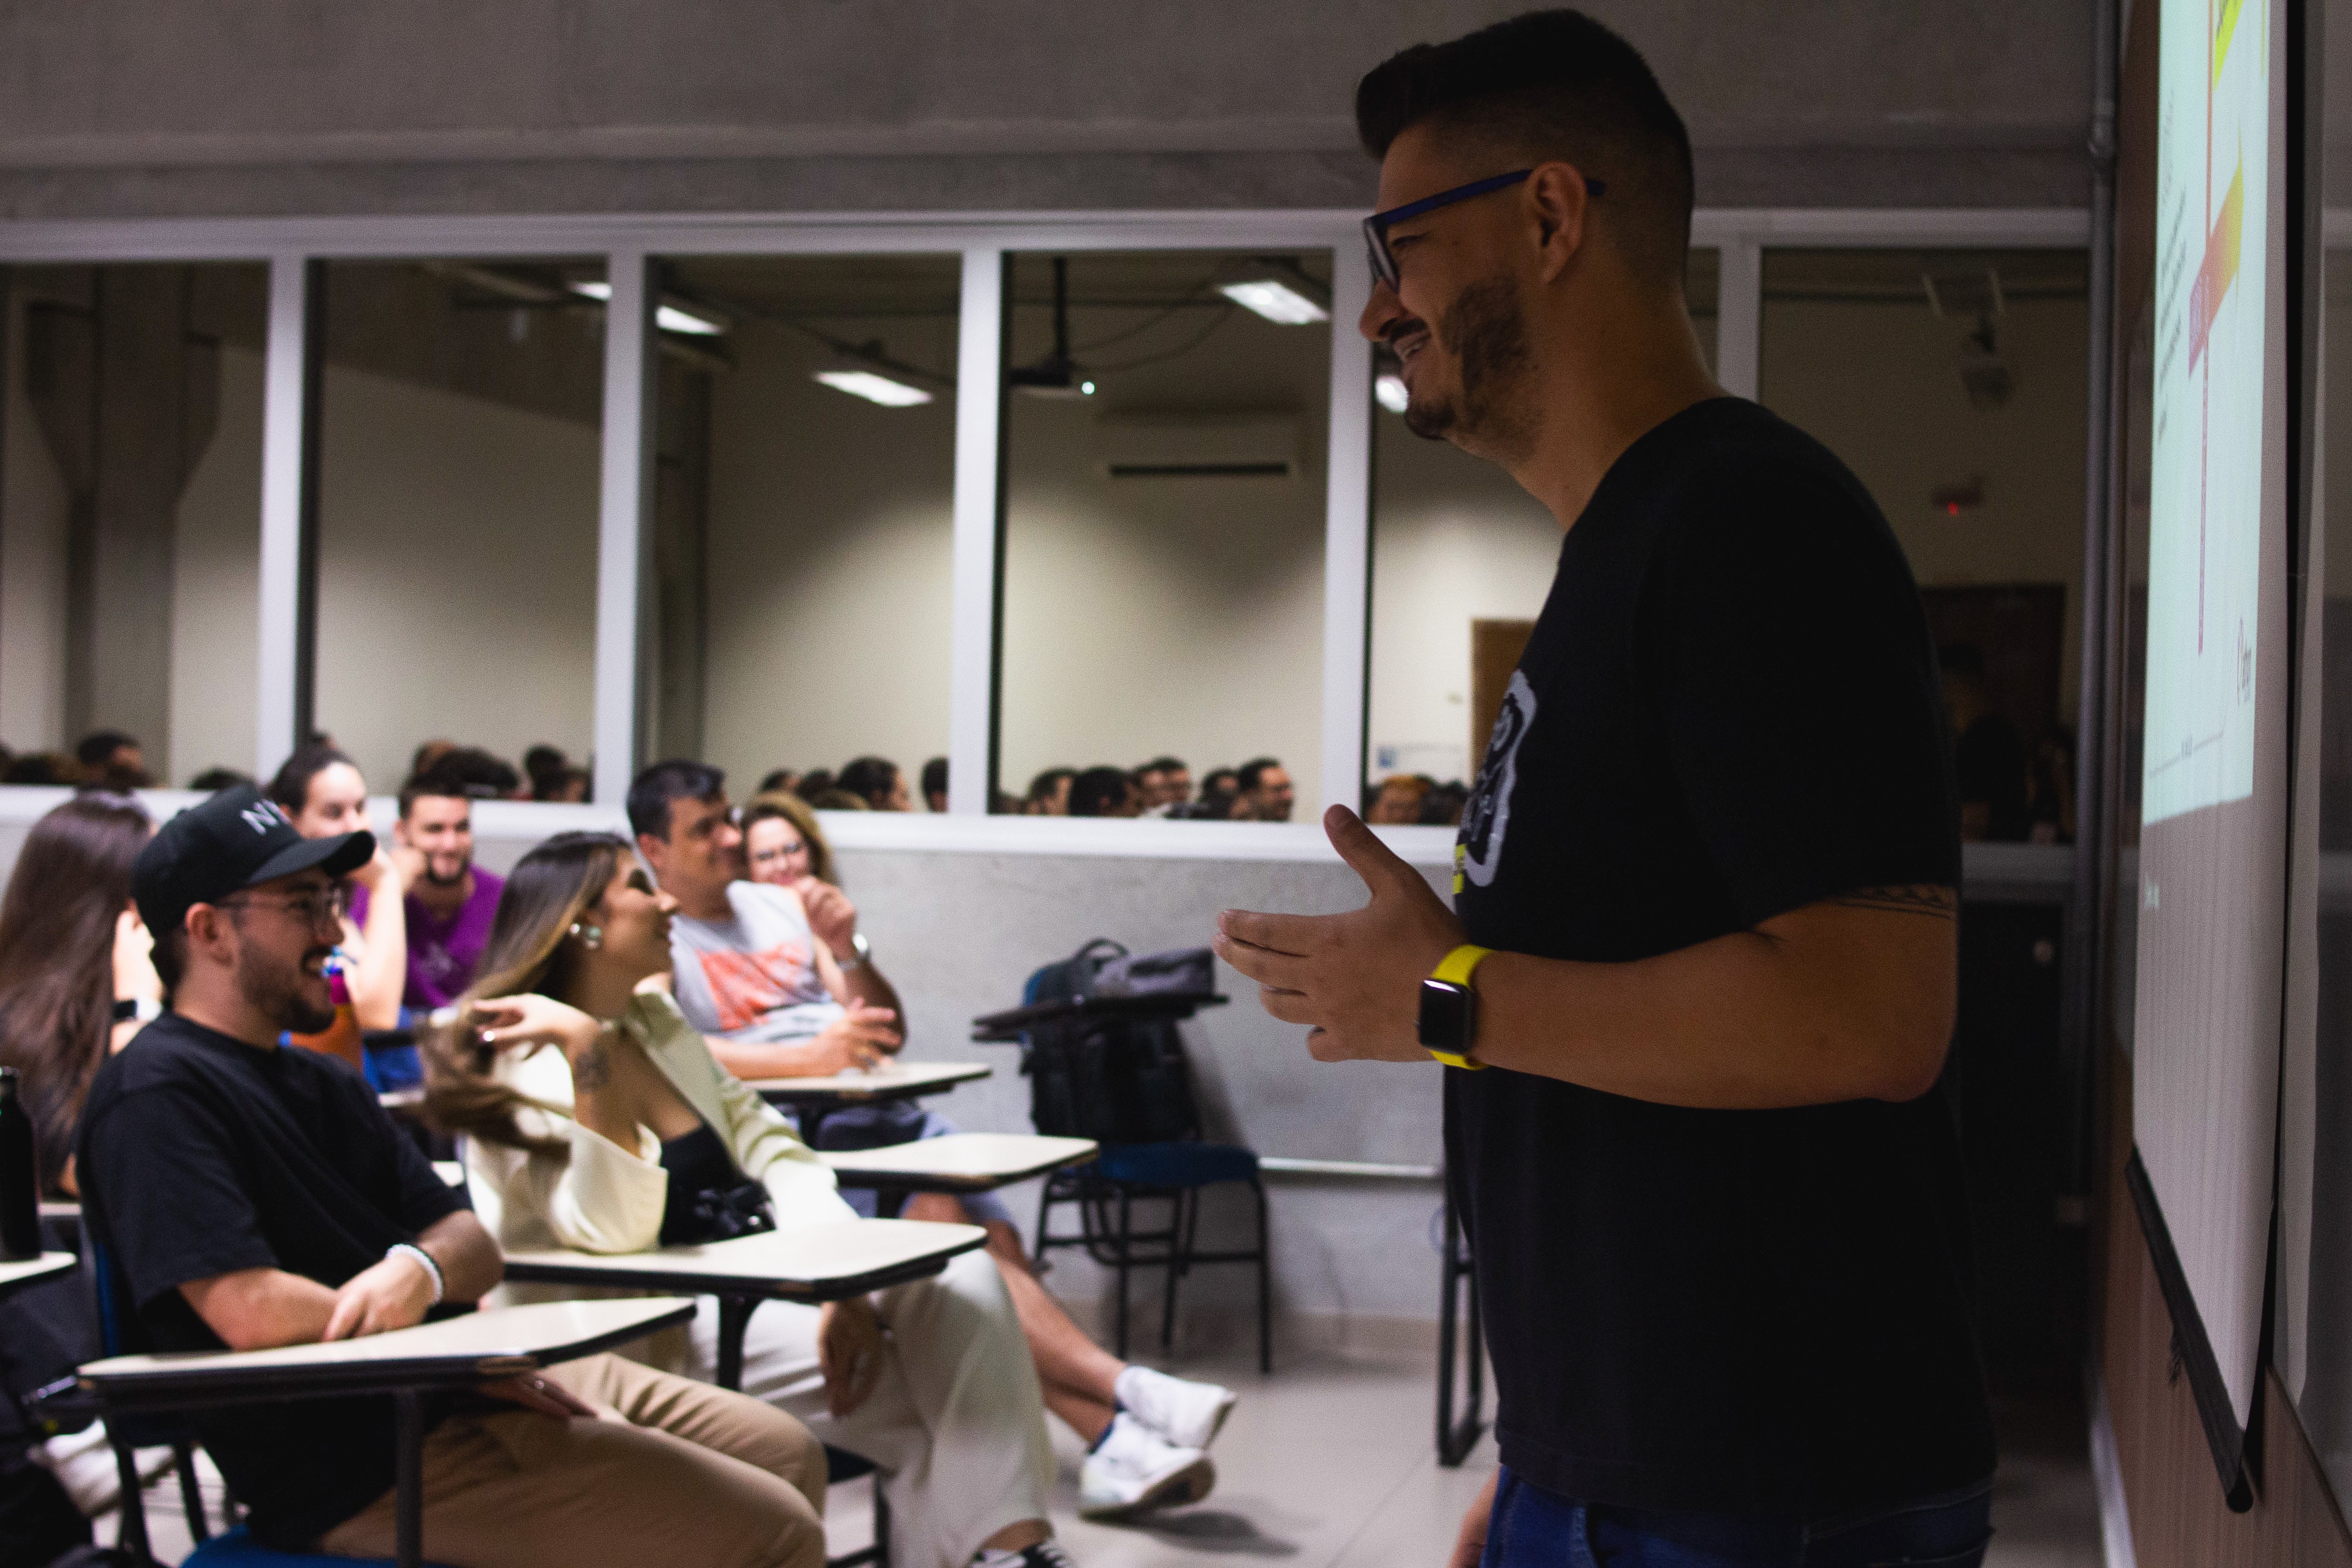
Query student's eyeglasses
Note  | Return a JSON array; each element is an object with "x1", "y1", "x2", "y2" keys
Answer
[
  {"x1": 1361, "y1": 168, "x2": 1606, "y2": 291},
  {"x1": 219, "y1": 887, "x2": 347, "y2": 929}
]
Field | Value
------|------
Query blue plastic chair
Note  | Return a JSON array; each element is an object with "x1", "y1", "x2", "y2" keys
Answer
[{"x1": 88, "y1": 1241, "x2": 433, "y2": 1566}]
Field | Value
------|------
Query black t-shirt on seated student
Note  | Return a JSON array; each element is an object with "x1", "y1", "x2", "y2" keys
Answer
[
  {"x1": 1448, "y1": 398, "x2": 1992, "y2": 1522},
  {"x1": 75, "y1": 1013, "x2": 471, "y2": 1548}
]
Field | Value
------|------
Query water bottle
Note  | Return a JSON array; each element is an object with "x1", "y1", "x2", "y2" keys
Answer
[{"x1": 0, "y1": 1067, "x2": 39, "y2": 1261}]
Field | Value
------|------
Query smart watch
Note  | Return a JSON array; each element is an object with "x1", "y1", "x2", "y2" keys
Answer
[{"x1": 1417, "y1": 944, "x2": 1494, "y2": 1069}]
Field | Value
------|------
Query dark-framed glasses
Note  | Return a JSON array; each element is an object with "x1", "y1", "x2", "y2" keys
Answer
[
  {"x1": 220, "y1": 886, "x2": 347, "y2": 929},
  {"x1": 1362, "y1": 168, "x2": 1606, "y2": 290}
]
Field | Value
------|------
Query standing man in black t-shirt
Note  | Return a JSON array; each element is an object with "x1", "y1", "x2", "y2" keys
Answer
[
  {"x1": 78, "y1": 786, "x2": 828, "y2": 1565},
  {"x1": 1213, "y1": 13, "x2": 1993, "y2": 1568}
]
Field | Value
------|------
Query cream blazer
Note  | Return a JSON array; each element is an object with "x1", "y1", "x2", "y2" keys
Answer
[{"x1": 465, "y1": 988, "x2": 857, "y2": 1254}]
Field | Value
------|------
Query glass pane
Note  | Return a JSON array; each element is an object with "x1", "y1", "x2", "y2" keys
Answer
[
  {"x1": 1, "y1": 261, "x2": 268, "y2": 787},
  {"x1": 311, "y1": 258, "x2": 605, "y2": 795},
  {"x1": 1761, "y1": 247, "x2": 2090, "y2": 844},
  {"x1": 650, "y1": 254, "x2": 959, "y2": 807},
  {"x1": 1365, "y1": 249, "x2": 1718, "y2": 816},
  {"x1": 998, "y1": 250, "x2": 1333, "y2": 819}
]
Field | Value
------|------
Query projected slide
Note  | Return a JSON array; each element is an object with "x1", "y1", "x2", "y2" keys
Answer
[{"x1": 2144, "y1": 0, "x2": 2268, "y2": 826}]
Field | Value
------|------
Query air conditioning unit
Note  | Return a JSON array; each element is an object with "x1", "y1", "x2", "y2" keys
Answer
[{"x1": 1092, "y1": 413, "x2": 1302, "y2": 480}]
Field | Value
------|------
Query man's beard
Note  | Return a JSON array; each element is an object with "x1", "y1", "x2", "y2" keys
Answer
[
  {"x1": 238, "y1": 941, "x2": 339, "y2": 1035},
  {"x1": 1402, "y1": 275, "x2": 1536, "y2": 463},
  {"x1": 422, "y1": 853, "x2": 471, "y2": 888}
]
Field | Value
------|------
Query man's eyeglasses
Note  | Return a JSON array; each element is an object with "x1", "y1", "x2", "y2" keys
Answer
[
  {"x1": 220, "y1": 887, "x2": 347, "y2": 929},
  {"x1": 1361, "y1": 168, "x2": 1606, "y2": 291}
]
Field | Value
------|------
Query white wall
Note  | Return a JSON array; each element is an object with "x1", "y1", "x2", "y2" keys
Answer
[
  {"x1": 700, "y1": 317, "x2": 956, "y2": 787},
  {"x1": 1765, "y1": 292, "x2": 2091, "y2": 721},
  {"x1": 1368, "y1": 420, "x2": 1560, "y2": 787},
  {"x1": 168, "y1": 342, "x2": 262, "y2": 783},
  {"x1": 312, "y1": 360, "x2": 600, "y2": 789},
  {"x1": 0, "y1": 286, "x2": 72, "y2": 755}
]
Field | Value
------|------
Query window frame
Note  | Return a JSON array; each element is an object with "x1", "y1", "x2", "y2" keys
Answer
[{"x1": 0, "y1": 205, "x2": 2088, "y2": 861}]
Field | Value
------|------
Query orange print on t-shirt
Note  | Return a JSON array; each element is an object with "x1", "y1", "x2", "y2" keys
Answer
[{"x1": 698, "y1": 942, "x2": 813, "y2": 1034}]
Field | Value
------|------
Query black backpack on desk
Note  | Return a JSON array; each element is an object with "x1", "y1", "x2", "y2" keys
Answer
[{"x1": 1018, "y1": 940, "x2": 1208, "y2": 1147}]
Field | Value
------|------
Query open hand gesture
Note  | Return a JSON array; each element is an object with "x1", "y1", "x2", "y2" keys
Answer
[{"x1": 1213, "y1": 806, "x2": 1463, "y2": 1063}]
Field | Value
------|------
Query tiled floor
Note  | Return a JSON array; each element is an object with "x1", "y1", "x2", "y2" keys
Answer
[{"x1": 112, "y1": 1332, "x2": 2102, "y2": 1567}]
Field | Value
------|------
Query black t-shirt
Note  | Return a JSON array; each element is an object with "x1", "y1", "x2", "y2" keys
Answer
[
  {"x1": 75, "y1": 1014, "x2": 470, "y2": 1547},
  {"x1": 1449, "y1": 398, "x2": 1992, "y2": 1521}
]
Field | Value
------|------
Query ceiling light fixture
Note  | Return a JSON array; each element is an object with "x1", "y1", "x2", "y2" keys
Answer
[
  {"x1": 1375, "y1": 374, "x2": 1411, "y2": 414},
  {"x1": 814, "y1": 370, "x2": 934, "y2": 407},
  {"x1": 566, "y1": 280, "x2": 730, "y2": 336},
  {"x1": 1219, "y1": 278, "x2": 1330, "y2": 325}
]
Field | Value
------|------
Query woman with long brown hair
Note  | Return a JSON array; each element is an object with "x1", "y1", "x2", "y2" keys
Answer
[
  {"x1": 0, "y1": 794, "x2": 158, "y2": 1195},
  {"x1": 424, "y1": 831, "x2": 1110, "y2": 1568}
]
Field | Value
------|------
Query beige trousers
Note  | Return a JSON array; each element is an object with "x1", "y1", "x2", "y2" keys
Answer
[
  {"x1": 633, "y1": 1250, "x2": 1056, "y2": 1568},
  {"x1": 318, "y1": 1352, "x2": 828, "y2": 1568}
]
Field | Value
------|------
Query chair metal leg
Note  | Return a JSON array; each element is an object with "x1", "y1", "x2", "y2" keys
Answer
[
  {"x1": 394, "y1": 1387, "x2": 426, "y2": 1568},
  {"x1": 873, "y1": 1474, "x2": 893, "y2": 1568},
  {"x1": 1114, "y1": 1187, "x2": 1133, "y2": 1360},
  {"x1": 716, "y1": 1294, "x2": 760, "y2": 1391},
  {"x1": 112, "y1": 1436, "x2": 151, "y2": 1562},
  {"x1": 173, "y1": 1441, "x2": 210, "y2": 1541},
  {"x1": 1161, "y1": 1189, "x2": 1186, "y2": 1352},
  {"x1": 1436, "y1": 1183, "x2": 1486, "y2": 1465},
  {"x1": 1252, "y1": 1179, "x2": 1272, "y2": 1375}
]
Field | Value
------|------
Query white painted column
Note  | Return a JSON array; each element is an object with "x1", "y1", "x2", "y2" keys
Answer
[
  {"x1": 1318, "y1": 259, "x2": 1375, "y2": 816},
  {"x1": 593, "y1": 250, "x2": 654, "y2": 810},
  {"x1": 253, "y1": 254, "x2": 310, "y2": 779},
  {"x1": 946, "y1": 248, "x2": 1005, "y2": 815},
  {"x1": 1715, "y1": 239, "x2": 1763, "y2": 400}
]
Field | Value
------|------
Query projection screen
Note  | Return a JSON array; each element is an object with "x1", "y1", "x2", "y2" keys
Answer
[{"x1": 2131, "y1": 0, "x2": 2290, "y2": 1500}]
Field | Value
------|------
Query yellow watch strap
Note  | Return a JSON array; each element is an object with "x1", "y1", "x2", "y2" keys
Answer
[
  {"x1": 1432, "y1": 943, "x2": 1495, "y2": 986},
  {"x1": 1426, "y1": 944, "x2": 1496, "y2": 1070}
]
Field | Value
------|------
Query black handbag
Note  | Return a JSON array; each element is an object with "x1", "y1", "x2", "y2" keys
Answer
[{"x1": 660, "y1": 1175, "x2": 777, "y2": 1247}]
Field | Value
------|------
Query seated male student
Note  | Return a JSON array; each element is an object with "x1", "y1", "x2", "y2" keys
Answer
[
  {"x1": 628, "y1": 761, "x2": 1241, "y2": 1513},
  {"x1": 348, "y1": 769, "x2": 509, "y2": 1015},
  {"x1": 74, "y1": 786, "x2": 828, "y2": 1568}
]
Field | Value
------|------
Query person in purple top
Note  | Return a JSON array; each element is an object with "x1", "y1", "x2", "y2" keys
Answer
[{"x1": 349, "y1": 772, "x2": 506, "y2": 1015}]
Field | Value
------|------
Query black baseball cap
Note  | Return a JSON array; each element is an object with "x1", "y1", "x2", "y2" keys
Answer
[{"x1": 133, "y1": 784, "x2": 375, "y2": 939}]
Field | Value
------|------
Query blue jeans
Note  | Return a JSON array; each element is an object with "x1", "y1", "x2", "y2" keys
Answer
[{"x1": 1479, "y1": 1466, "x2": 1992, "y2": 1568}]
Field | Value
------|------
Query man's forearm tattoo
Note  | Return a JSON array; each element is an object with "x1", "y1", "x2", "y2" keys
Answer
[
  {"x1": 1829, "y1": 884, "x2": 1959, "y2": 920},
  {"x1": 572, "y1": 1039, "x2": 613, "y2": 1090}
]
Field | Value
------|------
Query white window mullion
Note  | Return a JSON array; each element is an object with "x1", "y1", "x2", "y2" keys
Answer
[
  {"x1": 947, "y1": 247, "x2": 1006, "y2": 815},
  {"x1": 1716, "y1": 239, "x2": 1763, "y2": 400},
  {"x1": 1319, "y1": 260, "x2": 1374, "y2": 816},
  {"x1": 253, "y1": 253, "x2": 311, "y2": 779},
  {"x1": 593, "y1": 249, "x2": 654, "y2": 809}
]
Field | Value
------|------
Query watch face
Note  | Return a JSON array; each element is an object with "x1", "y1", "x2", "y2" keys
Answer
[{"x1": 1418, "y1": 978, "x2": 1475, "y2": 1051}]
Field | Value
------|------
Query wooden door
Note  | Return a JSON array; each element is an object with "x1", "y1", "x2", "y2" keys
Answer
[{"x1": 1470, "y1": 619, "x2": 1537, "y2": 774}]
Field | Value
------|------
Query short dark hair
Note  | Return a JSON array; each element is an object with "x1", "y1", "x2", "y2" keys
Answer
[
  {"x1": 920, "y1": 757, "x2": 948, "y2": 800},
  {"x1": 1139, "y1": 756, "x2": 1187, "y2": 777},
  {"x1": 1068, "y1": 767, "x2": 1134, "y2": 818},
  {"x1": 430, "y1": 747, "x2": 521, "y2": 800},
  {"x1": 266, "y1": 742, "x2": 358, "y2": 814},
  {"x1": 74, "y1": 730, "x2": 139, "y2": 769},
  {"x1": 1354, "y1": 9, "x2": 1694, "y2": 289},
  {"x1": 186, "y1": 767, "x2": 253, "y2": 793},
  {"x1": 1200, "y1": 768, "x2": 1239, "y2": 797},
  {"x1": 628, "y1": 760, "x2": 726, "y2": 841},
  {"x1": 399, "y1": 770, "x2": 473, "y2": 820},
  {"x1": 757, "y1": 768, "x2": 796, "y2": 795},
  {"x1": 1236, "y1": 757, "x2": 1285, "y2": 793},
  {"x1": 836, "y1": 756, "x2": 901, "y2": 808}
]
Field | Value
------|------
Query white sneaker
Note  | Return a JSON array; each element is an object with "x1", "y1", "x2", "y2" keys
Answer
[
  {"x1": 1078, "y1": 1413, "x2": 1216, "y2": 1520},
  {"x1": 1114, "y1": 1364, "x2": 1239, "y2": 1451}
]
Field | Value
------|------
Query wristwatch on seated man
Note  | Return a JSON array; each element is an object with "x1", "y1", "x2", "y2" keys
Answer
[{"x1": 1417, "y1": 944, "x2": 1493, "y2": 1071}]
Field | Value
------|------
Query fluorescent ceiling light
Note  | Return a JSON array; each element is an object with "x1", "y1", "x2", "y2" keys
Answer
[
  {"x1": 1219, "y1": 279, "x2": 1330, "y2": 325},
  {"x1": 566, "y1": 280, "x2": 729, "y2": 336},
  {"x1": 1375, "y1": 374, "x2": 1411, "y2": 414},
  {"x1": 814, "y1": 370, "x2": 934, "y2": 407}
]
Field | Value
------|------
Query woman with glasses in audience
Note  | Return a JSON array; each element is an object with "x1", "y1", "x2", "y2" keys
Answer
[
  {"x1": 425, "y1": 831, "x2": 1121, "y2": 1568},
  {"x1": 0, "y1": 793, "x2": 158, "y2": 1196},
  {"x1": 267, "y1": 743, "x2": 411, "y2": 1074}
]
